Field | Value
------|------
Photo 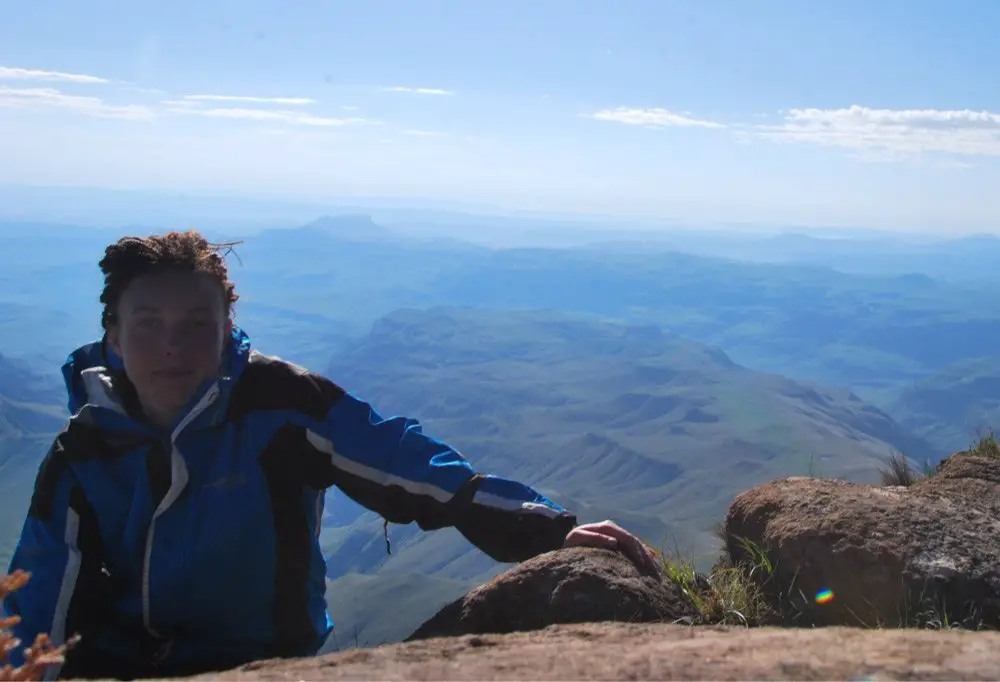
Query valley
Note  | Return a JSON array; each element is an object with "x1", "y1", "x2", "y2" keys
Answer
[{"x1": 1, "y1": 213, "x2": 996, "y2": 647}]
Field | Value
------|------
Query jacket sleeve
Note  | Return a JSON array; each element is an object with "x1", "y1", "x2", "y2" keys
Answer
[
  {"x1": 4, "y1": 436, "x2": 109, "y2": 673},
  {"x1": 297, "y1": 382, "x2": 578, "y2": 563},
  {"x1": 4, "y1": 441, "x2": 80, "y2": 671}
]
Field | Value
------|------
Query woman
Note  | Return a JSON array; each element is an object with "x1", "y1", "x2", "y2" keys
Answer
[{"x1": 5, "y1": 231, "x2": 657, "y2": 679}]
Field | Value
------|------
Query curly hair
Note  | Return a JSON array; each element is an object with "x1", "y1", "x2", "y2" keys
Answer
[{"x1": 98, "y1": 230, "x2": 241, "y2": 330}]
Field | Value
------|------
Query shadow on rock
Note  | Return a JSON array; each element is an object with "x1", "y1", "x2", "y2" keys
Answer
[
  {"x1": 724, "y1": 450, "x2": 1000, "y2": 629},
  {"x1": 406, "y1": 546, "x2": 699, "y2": 641}
]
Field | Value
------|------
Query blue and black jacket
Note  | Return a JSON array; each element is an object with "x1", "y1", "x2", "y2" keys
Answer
[{"x1": 3, "y1": 326, "x2": 577, "y2": 678}]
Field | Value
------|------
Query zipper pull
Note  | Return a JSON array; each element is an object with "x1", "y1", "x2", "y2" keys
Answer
[{"x1": 150, "y1": 639, "x2": 174, "y2": 668}]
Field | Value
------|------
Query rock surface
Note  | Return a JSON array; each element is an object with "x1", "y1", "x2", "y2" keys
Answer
[
  {"x1": 725, "y1": 451, "x2": 1000, "y2": 628},
  {"x1": 407, "y1": 546, "x2": 696, "y2": 640},
  {"x1": 183, "y1": 622, "x2": 1000, "y2": 681}
]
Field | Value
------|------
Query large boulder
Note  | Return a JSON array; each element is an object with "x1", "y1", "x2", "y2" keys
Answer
[
  {"x1": 724, "y1": 451, "x2": 1000, "y2": 628},
  {"x1": 406, "y1": 546, "x2": 698, "y2": 641}
]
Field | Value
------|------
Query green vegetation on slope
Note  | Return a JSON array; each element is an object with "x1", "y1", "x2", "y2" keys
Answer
[
  {"x1": 887, "y1": 356, "x2": 1000, "y2": 454},
  {"x1": 7, "y1": 218, "x2": 1000, "y2": 403},
  {"x1": 322, "y1": 307, "x2": 936, "y2": 571},
  {"x1": 0, "y1": 355, "x2": 67, "y2": 571}
]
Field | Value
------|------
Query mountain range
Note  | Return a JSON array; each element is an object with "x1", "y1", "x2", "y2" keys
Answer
[{"x1": 1, "y1": 209, "x2": 998, "y2": 647}]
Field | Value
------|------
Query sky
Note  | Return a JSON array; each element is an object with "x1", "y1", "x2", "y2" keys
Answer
[{"x1": 1, "y1": 0, "x2": 999, "y2": 232}]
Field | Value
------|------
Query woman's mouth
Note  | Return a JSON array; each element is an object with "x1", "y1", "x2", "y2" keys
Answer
[{"x1": 153, "y1": 369, "x2": 195, "y2": 380}]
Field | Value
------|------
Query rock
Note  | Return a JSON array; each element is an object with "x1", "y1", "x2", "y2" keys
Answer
[
  {"x1": 933, "y1": 452, "x2": 1000, "y2": 484},
  {"x1": 180, "y1": 622, "x2": 1000, "y2": 680},
  {"x1": 724, "y1": 451, "x2": 1000, "y2": 628},
  {"x1": 406, "y1": 546, "x2": 698, "y2": 641}
]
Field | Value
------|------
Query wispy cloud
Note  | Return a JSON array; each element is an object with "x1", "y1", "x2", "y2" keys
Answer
[
  {"x1": 588, "y1": 107, "x2": 725, "y2": 129},
  {"x1": 121, "y1": 85, "x2": 168, "y2": 96},
  {"x1": 0, "y1": 86, "x2": 153, "y2": 119},
  {"x1": 0, "y1": 66, "x2": 109, "y2": 84},
  {"x1": 755, "y1": 105, "x2": 1000, "y2": 158},
  {"x1": 183, "y1": 94, "x2": 315, "y2": 105},
  {"x1": 169, "y1": 105, "x2": 368, "y2": 127},
  {"x1": 381, "y1": 86, "x2": 455, "y2": 96}
]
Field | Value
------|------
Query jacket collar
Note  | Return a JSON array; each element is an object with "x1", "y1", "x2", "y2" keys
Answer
[{"x1": 61, "y1": 325, "x2": 252, "y2": 437}]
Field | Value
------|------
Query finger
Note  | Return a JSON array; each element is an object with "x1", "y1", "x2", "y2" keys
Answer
[
  {"x1": 642, "y1": 544, "x2": 661, "y2": 572},
  {"x1": 589, "y1": 522, "x2": 655, "y2": 565},
  {"x1": 564, "y1": 528, "x2": 619, "y2": 551},
  {"x1": 627, "y1": 538, "x2": 659, "y2": 572},
  {"x1": 585, "y1": 520, "x2": 633, "y2": 543},
  {"x1": 621, "y1": 538, "x2": 653, "y2": 571}
]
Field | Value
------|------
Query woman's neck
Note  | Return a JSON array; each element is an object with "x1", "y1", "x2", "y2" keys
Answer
[{"x1": 141, "y1": 403, "x2": 180, "y2": 432}]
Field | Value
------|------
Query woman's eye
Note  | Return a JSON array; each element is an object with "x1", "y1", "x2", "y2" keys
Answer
[{"x1": 137, "y1": 318, "x2": 160, "y2": 329}]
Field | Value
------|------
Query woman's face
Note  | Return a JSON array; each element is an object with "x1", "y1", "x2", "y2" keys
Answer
[{"x1": 108, "y1": 270, "x2": 231, "y2": 428}]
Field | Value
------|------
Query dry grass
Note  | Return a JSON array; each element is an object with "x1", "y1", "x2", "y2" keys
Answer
[
  {"x1": 663, "y1": 532, "x2": 991, "y2": 632},
  {"x1": 1, "y1": 571, "x2": 74, "y2": 682},
  {"x1": 879, "y1": 452, "x2": 926, "y2": 487},
  {"x1": 879, "y1": 428, "x2": 1000, "y2": 489},
  {"x1": 970, "y1": 428, "x2": 1000, "y2": 459}
]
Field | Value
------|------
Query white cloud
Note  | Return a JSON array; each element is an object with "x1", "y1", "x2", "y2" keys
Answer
[
  {"x1": 381, "y1": 86, "x2": 455, "y2": 96},
  {"x1": 122, "y1": 85, "x2": 169, "y2": 96},
  {"x1": 169, "y1": 106, "x2": 368, "y2": 127},
  {"x1": 0, "y1": 66, "x2": 109, "y2": 84},
  {"x1": 0, "y1": 86, "x2": 153, "y2": 119},
  {"x1": 588, "y1": 107, "x2": 725, "y2": 129},
  {"x1": 341, "y1": 105, "x2": 361, "y2": 111},
  {"x1": 756, "y1": 105, "x2": 1000, "y2": 158},
  {"x1": 183, "y1": 94, "x2": 315, "y2": 105}
]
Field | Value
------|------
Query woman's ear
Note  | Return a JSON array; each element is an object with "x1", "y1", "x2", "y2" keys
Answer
[{"x1": 107, "y1": 326, "x2": 122, "y2": 357}]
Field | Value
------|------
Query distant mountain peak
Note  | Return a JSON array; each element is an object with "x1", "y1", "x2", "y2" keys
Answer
[{"x1": 303, "y1": 214, "x2": 395, "y2": 240}]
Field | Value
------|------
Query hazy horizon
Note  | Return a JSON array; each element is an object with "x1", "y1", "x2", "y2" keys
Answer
[{"x1": 1, "y1": 183, "x2": 998, "y2": 242}]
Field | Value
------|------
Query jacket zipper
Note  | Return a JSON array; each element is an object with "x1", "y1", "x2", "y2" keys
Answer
[{"x1": 141, "y1": 383, "x2": 220, "y2": 641}]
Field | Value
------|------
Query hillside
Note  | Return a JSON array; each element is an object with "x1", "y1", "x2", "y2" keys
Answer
[
  {"x1": 310, "y1": 307, "x2": 937, "y2": 643},
  {"x1": 321, "y1": 572, "x2": 476, "y2": 651},
  {"x1": 888, "y1": 356, "x2": 1000, "y2": 454},
  {"x1": 325, "y1": 307, "x2": 936, "y2": 521},
  {"x1": 0, "y1": 355, "x2": 66, "y2": 571},
  {"x1": 6, "y1": 218, "x2": 1000, "y2": 402},
  {"x1": 224, "y1": 221, "x2": 1000, "y2": 400}
]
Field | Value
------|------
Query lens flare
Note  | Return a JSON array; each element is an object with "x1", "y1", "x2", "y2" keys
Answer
[{"x1": 815, "y1": 588, "x2": 835, "y2": 604}]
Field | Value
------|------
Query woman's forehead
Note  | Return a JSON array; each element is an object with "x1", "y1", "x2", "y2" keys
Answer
[{"x1": 120, "y1": 271, "x2": 224, "y2": 312}]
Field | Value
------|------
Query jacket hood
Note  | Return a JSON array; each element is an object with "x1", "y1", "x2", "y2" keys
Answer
[{"x1": 61, "y1": 325, "x2": 253, "y2": 423}]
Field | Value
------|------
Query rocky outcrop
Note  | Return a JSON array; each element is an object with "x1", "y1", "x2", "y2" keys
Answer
[
  {"x1": 185, "y1": 622, "x2": 1000, "y2": 681},
  {"x1": 724, "y1": 451, "x2": 1000, "y2": 628},
  {"x1": 55, "y1": 451, "x2": 1000, "y2": 681},
  {"x1": 406, "y1": 546, "x2": 697, "y2": 641}
]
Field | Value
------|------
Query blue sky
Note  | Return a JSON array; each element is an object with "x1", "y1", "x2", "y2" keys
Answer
[{"x1": 1, "y1": 0, "x2": 999, "y2": 231}]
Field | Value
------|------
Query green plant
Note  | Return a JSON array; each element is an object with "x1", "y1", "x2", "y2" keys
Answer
[
  {"x1": 658, "y1": 534, "x2": 795, "y2": 628},
  {"x1": 970, "y1": 428, "x2": 1000, "y2": 459},
  {"x1": 806, "y1": 453, "x2": 820, "y2": 478},
  {"x1": 655, "y1": 535, "x2": 710, "y2": 619},
  {"x1": 712, "y1": 534, "x2": 819, "y2": 628},
  {"x1": 900, "y1": 580, "x2": 987, "y2": 632}
]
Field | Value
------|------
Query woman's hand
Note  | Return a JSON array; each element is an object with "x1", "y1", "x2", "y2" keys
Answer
[{"x1": 563, "y1": 519, "x2": 660, "y2": 574}]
